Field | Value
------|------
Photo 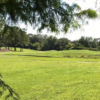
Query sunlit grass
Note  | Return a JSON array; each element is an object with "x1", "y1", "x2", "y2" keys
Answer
[
  {"x1": 1, "y1": 47, "x2": 100, "y2": 59},
  {"x1": 0, "y1": 48, "x2": 100, "y2": 99}
]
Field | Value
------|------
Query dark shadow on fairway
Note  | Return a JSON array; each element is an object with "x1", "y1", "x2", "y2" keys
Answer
[
  {"x1": 22, "y1": 55, "x2": 54, "y2": 58},
  {"x1": 3, "y1": 54, "x2": 56, "y2": 58},
  {"x1": 4, "y1": 54, "x2": 68, "y2": 58}
]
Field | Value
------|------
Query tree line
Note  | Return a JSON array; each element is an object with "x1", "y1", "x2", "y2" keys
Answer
[
  {"x1": 27, "y1": 34, "x2": 100, "y2": 51},
  {"x1": 1, "y1": 27, "x2": 100, "y2": 51}
]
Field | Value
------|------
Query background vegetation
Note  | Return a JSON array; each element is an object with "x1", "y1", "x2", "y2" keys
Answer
[
  {"x1": 1, "y1": 31, "x2": 100, "y2": 51},
  {"x1": 1, "y1": 33, "x2": 100, "y2": 51},
  {"x1": 27, "y1": 34, "x2": 100, "y2": 51}
]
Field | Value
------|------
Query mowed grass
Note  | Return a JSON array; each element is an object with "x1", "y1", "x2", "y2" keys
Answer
[
  {"x1": 3, "y1": 47, "x2": 100, "y2": 58},
  {"x1": 1, "y1": 48, "x2": 100, "y2": 99}
]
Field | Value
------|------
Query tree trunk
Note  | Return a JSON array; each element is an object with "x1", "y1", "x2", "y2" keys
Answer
[
  {"x1": 14, "y1": 46, "x2": 16, "y2": 51},
  {"x1": 20, "y1": 47, "x2": 21, "y2": 52},
  {"x1": 0, "y1": 41, "x2": 1, "y2": 50},
  {"x1": 20, "y1": 45, "x2": 22, "y2": 52},
  {"x1": 20, "y1": 45, "x2": 23, "y2": 52},
  {"x1": 8, "y1": 46, "x2": 9, "y2": 50},
  {"x1": 5, "y1": 39, "x2": 7, "y2": 49}
]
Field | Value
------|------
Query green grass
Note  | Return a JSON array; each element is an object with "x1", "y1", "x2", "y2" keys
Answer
[
  {"x1": 2, "y1": 47, "x2": 100, "y2": 59},
  {"x1": 1, "y1": 48, "x2": 100, "y2": 100}
]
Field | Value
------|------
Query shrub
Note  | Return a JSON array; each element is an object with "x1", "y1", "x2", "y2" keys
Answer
[{"x1": 32, "y1": 42, "x2": 41, "y2": 50}]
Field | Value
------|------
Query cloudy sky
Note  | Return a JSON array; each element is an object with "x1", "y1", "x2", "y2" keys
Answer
[{"x1": 23, "y1": 0, "x2": 100, "y2": 41}]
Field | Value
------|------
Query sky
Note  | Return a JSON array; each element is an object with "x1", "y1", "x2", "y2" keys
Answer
[{"x1": 21, "y1": 0, "x2": 100, "y2": 41}]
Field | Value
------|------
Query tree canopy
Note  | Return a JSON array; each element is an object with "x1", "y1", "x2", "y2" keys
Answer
[
  {"x1": 0, "y1": 0, "x2": 98, "y2": 33},
  {"x1": 2, "y1": 25, "x2": 29, "y2": 51}
]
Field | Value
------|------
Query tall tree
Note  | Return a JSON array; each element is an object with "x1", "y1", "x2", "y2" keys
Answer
[
  {"x1": 56, "y1": 38, "x2": 70, "y2": 50},
  {"x1": 41, "y1": 36, "x2": 57, "y2": 50},
  {"x1": 79, "y1": 36, "x2": 93, "y2": 48},
  {"x1": 3, "y1": 26, "x2": 20, "y2": 51},
  {"x1": 19, "y1": 28, "x2": 29, "y2": 52},
  {"x1": 3, "y1": 26, "x2": 29, "y2": 51}
]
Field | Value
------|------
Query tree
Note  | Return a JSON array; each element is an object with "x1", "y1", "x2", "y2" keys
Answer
[
  {"x1": 91, "y1": 39, "x2": 98, "y2": 48},
  {"x1": 32, "y1": 42, "x2": 41, "y2": 50},
  {"x1": 73, "y1": 42, "x2": 84, "y2": 50},
  {"x1": 65, "y1": 42, "x2": 73, "y2": 50},
  {"x1": 19, "y1": 28, "x2": 29, "y2": 52},
  {"x1": 79, "y1": 36, "x2": 93, "y2": 48},
  {"x1": 5, "y1": 26, "x2": 20, "y2": 51},
  {"x1": 0, "y1": 0, "x2": 97, "y2": 33},
  {"x1": 55, "y1": 38, "x2": 70, "y2": 50},
  {"x1": 29, "y1": 34, "x2": 44, "y2": 44},
  {"x1": 41, "y1": 36, "x2": 57, "y2": 50},
  {"x1": 28, "y1": 34, "x2": 48, "y2": 50},
  {"x1": 3, "y1": 26, "x2": 29, "y2": 51}
]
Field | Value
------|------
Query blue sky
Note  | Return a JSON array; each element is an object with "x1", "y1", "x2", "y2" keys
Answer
[{"x1": 21, "y1": 0, "x2": 100, "y2": 40}]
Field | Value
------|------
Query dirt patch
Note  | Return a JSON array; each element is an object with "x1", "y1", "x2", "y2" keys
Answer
[{"x1": 0, "y1": 49, "x2": 11, "y2": 52}]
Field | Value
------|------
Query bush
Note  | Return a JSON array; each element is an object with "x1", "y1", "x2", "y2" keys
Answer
[
  {"x1": 89, "y1": 48, "x2": 99, "y2": 51},
  {"x1": 65, "y1": 43, "x2": 73, "y2": 50},
  {"x1": 73, "y1": 43, "x2": 85, "y2": 50},
  {"x1": 32, "y1": 42, "x2": 41, "y2": 50}
]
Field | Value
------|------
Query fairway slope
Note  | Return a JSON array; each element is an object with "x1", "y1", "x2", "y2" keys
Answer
[
  {"x1": 1, "y1": 48, "x2": 100, "y2": 99},
  {"x1": 1, "y1": 48, "x2": 100, "y2": 59}
]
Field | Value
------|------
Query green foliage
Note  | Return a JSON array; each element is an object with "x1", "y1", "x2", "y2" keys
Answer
[
  {"x1": 98, "y1": 46, "x2": 100, "y2": 50},
  {"x1": 2, "y1": 25, "x2": 29, "y2": 51},
  {"x1": 85, "y1": 9, "x2": 97, "y2": 18},
  {"x1": 0, "y1": 0, "x2": 98, "y2": 33},
  {"x1": 89, "y1": 47, "x2": 99, "y2": 51},
  {"x1": 29, "y1": 34, "x2": 44, "y2": 44},
  {"x1": 73, "y1": 42, "x2": 85, "y2": 50},
  {"x1": 91, "y1": 39, "x2": 98, "y2": 48},
  {"x1": 19, "y1": 35, "x2": 100, "y2": 51},
  {"x1": 41, "y1": 36, "x2": 57, "y2": 50},
  {"x1": 19, "y1": 28, "x2": 29, "y2": 46},
  {"x1": 65, "y1": 43, "x2": 73, "y2": 50},
  {"x1": 79, "y1": 36, "x2": 93, "y2": 48},
  {"x1": 32, "y1": 42, "x2": 41, "y2": 50},
  {"x1": 77, "y1": 9, "x2": 97, "y2": 19}
]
